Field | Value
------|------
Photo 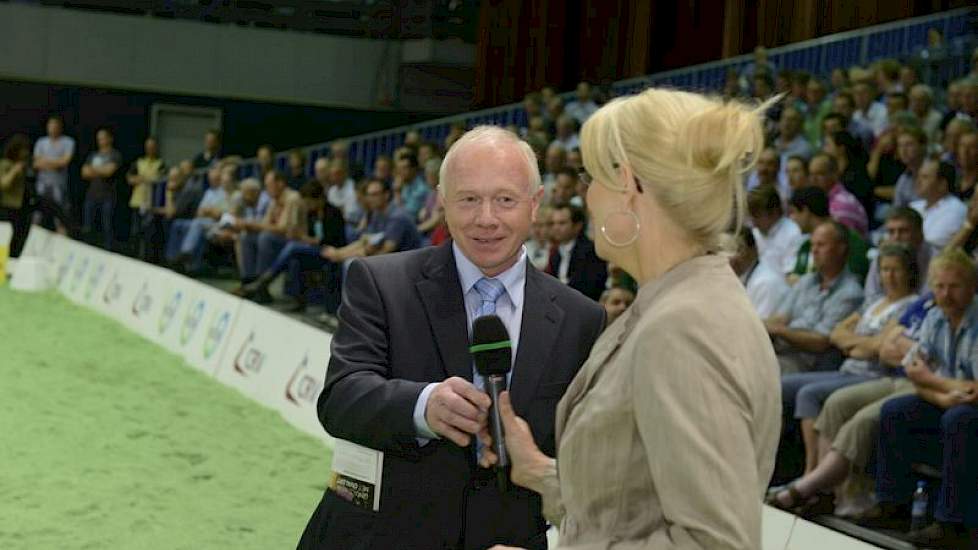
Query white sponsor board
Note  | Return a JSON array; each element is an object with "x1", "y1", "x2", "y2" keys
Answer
[
  {"x1": 182, "y1": 283, "x2": 242, "y2": 377},
  {"x1": 215, "y1": 301, "x2": 332, "y2": 444}
]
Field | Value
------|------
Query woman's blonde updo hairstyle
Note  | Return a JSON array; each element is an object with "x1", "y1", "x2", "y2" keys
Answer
[{"x1": 581, "y1": 88, "x2": 773, "y2": 252}]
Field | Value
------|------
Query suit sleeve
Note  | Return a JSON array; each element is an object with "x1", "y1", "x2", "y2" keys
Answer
[{"x1": 318, "y1": 258, "x2": 429, "y2": 458}]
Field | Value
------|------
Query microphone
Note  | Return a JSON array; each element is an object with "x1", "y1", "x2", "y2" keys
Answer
[{"x1": 470, "y1": 314, "x2": 512, "y2": 492}]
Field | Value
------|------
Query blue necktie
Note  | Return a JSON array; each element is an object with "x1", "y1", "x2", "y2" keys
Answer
[{"x1": 472, "y1": 277, "x2": 506, "y2": 459}]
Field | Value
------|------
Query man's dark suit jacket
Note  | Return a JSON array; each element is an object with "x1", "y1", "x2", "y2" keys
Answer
[
  {"x1": 548, "y1": 235, "x2": 607, "y2": 302},
  {"x1": 298, "y1": 242, "x2": 605, "y2": 550}
]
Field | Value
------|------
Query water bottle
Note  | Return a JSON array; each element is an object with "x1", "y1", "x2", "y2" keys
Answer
[{"x1": 910, "y1": 480, "x2": 929, "y2": 532}]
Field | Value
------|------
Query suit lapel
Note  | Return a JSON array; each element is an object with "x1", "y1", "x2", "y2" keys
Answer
[
  {"x1": 510, "y1": 266, "x2": 563, "y2": 413},
  {"x1": 416, "y1": 244, "x2": 473, "y2": 382}
]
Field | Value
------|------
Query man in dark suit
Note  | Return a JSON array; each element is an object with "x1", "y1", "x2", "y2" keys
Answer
[
  {"x1": 297, "y1": 126, "x2": 605, "y2": 550},
  {"x1": 545, "y1": 204, "x2": 607, "y2": 301}
]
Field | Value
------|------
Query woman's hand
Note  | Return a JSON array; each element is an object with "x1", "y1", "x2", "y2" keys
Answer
[{"x1": 478, "y1": 391, "x2": 551, "y2": 492}]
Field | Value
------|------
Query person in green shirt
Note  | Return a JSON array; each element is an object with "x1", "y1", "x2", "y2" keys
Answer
[{"x1": 787, "y1": 186, "x2": 869, "y2": 283}]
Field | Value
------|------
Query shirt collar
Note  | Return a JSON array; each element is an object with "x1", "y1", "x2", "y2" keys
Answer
[
  {"x1": 558, "y1": 239, "x2": 576, "y2": 255},
  {"x1": 453, "y1": 241, "x2": 527, "y2": 310}
]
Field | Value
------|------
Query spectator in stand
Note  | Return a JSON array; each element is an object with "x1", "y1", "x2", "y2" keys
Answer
[
  {"x1": 192, "y1": 129, "x2": 222, "y2": 169},
  {"x1": 417, "y1": 142, "x2": 440, "y2": 167},
  {"x1": 765, "y1": 220, "x2": 864, "y2": 373},
  {"x1": 565, "y1": 81, "x2": 599, "y2": 124},
  {"x1": 521, "y1": 92, "x2": 543, "y2": 133},
  {"x1": 831, "y1": 90, "x2": 875, "y2": 151},
  {"x1": 287, "y1": 149, "x2": 307, "y2": 190},
  {"x1": 416, "y1": 158, "x2": 445, "y2": 243},
  {"x1": 779, "y1": 243, "x2": 917, "y2": 476},
  {"x1": 394, "y1": 152, "x2": 429, "y2": 222},
  {"x1": 875, "y1": 249, "x2": 978, "y2": 548},
  {"x1": 790, "y1": 72, "x2": 813, "y2": 114},
  {"x1": 866, "y1": 127, "x2": 906, "y2": 202},
  {"x1": 748, "y1": 184, "x2": 804, "y2": 275},
  {"x1": 598, "y1": 286, "x2": 635, "y2": 327},
  {"x1": 824, "y1": 130, "x2": 874, "y2": 218},
  {"x1": 0, "y1": 134, "x2": 31, "y2": 257},
  {"x1": 909, "y1": 84, "x2": 944, "y2": 141},
  {"x1": 864, "y1": 207, "x2": 933, "y2": 306},
  {"x1": 899, "y1": 65, "x2": 919, "y2": 93},
  {"x1": 882, "y1": 91, "x2": 910, "y2": 132},
  {"x1": 788, "y1": 186, "x2": 870, "y2": 282},
  {"x1": 803, "y1": 78, "x2": 833, "y2": 146},
  {"x1": 236, "y1": 180, "x2": 346, "y2": 313},
  {"x1": 372, "y1": 154, "x2": 393, "y2": 184},
  {"x1": 166, "y1": 164, "x2": 229, "y2": 273},
  {"x1": 551, "y1": 115, "x2": 580, "y2": 152},
  {"x1": 210, "y1": 177, "x2": 263, "y2": 274},
  {"x1": 776, "y1": 107, "x2": 814, "y2": 164},
  {"x1": 941, "y1": 117, "x2": 976, "y2": 166},
  {"x1": 525, "y1": 205, "x2": 552, "y2": 272},
  {"x1": 731, "y1": 229, "x2": 791, "y2": 318},
  {"x1": 255, "y1": 144, "x2": 275, "y2": 181},
  {"x1": 329, "y1": 139, "x2": 363, "y2": 180},
  {"x1": 541, "y1": 143, "x2": 566, "y2": 197},
  {"x1": 786, "y1": 155, "x2": 809, "y2": 193},
  {"x1": 910, "y1": 157, "x2": 967, "y2": 249},
  {"x1": 403, "y1": 129, "x2": 422, "y2": 149},
  {"x1": 852, "y1": 80, "x2": 888, "y2": 137},
  {"x1": 879, "y1": 126, "x2": 927, "y2": 207},
  {"x1": 316, "y1": 158, "x2": 360, "y2": 224},
  {"x1": 808, "y1": 153, "x2": 869, "y2": 237},
  {"x1": 544, "y1": 204, "x2": 606, "y2": 301},
  {"x1": 236, "y1": 169, "x2": 305, "y2": 285},
  {"x1": 565, "y1": 147, "x2": 583, "y2": 171},
  {"x1": 125, "y1": 137, "x2": 166, "y2": 257},
  {"x1": 32, "y1": 114, "x2": 75, "y2": 220},
  {"x1": 80, "y1": 127, "x2": 123, "y2": 251},
  {"x1": 746, "y1": 147, "x2": 790, "y2": 200},
  {"x1": 550, "y1": 168, "x2": 580, "y2": 208},
  {"x1": 545, "y1": 97, "x2": 564, "y2": 130},
  {"x1": 741, "y1": 46, "x2": 777, "y2": 86},
  {"x1": 144, "y1": 165, "x2": 197, "y2": 264},
  {"x1": 956, "y1": 131, "x2": 978, "y2": 201},
  {"x1": 320, "y1": 178, "x2": 420, "y2": 263}
]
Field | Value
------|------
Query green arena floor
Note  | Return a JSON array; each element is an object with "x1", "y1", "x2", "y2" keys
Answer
[{"x1": 0, "y1": 286, "x2": 331, "y2": 549}]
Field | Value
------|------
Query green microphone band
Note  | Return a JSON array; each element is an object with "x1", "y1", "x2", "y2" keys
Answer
[{"x1": 469, "y1": 340, "x2": 512, "y2": 353}]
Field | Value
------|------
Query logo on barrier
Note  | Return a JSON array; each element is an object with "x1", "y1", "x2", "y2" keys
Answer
[
  {"x1": 232, "y1": 331, "x2": 265, "y2": 376},
  {"x1": 158, "y1": 290, "x2": 184, "y2": 334},
  {"x1": 102, "y1": 270, "x2": 123, "y2": 306},
  {"x1": 179, "y1": 299, "x2": 206, "y2": 345},
  {"x1": 70, "y1": 256, "x2": 90, "y2": 292},
  {"x1": 202, "y1": 310, "x2": 231, "y2": 360},
  {"x1": 131, "y1": 281, "x2": 153, "y2": 318},
  {"x1": 83, "y1": 262, "x2": 106, "y2": 301},
  {"x1": 56, "y1": 252, "x2": 75, "y2": 285},
  {"x1": 285, "y1": 352, "x2": 322, "y2": 406}
]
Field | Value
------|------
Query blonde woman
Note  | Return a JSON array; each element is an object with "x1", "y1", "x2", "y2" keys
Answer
[{"x1": 483, "y1": 88, "x2": 781, "y2": 549}]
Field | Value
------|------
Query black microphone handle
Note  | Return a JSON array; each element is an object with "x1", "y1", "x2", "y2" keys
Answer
[{"x1": 485, "y1": 373, "x2": 510, "y2": 473}]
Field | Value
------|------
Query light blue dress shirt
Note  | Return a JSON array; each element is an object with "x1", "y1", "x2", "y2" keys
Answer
[{"x1": 412, "y1": 242, "x2": 527, "y2": 440}]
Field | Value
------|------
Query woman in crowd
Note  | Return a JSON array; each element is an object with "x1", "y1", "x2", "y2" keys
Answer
[
  {"x1": 484, "y1": 88, "x2": 781, "y2": 550},
  {"x1": 777, "y1": 244, "x2": 917, "y2": 480}
]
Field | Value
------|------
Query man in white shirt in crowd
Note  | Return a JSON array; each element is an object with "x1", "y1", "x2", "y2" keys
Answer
[
  {"x1": 748, "y1": 184, "x2": 804, "y2": 275},
  {"x1": 731, "y1": 229, "x2": 790, "y2": 318},
  {"x1": 316, "y1": 158, "x2": 360, "y2": 224},
  {"x1": 852, "y1": 81, "x2": 889, "y2": 136},
  {"x1": 910, "y1": 157, "x2": 967, "y2": 249}
]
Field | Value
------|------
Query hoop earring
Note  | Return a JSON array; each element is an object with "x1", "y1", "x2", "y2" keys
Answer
[{"x1": 600, "y1": 210, "x2": 640, "y2": 247}]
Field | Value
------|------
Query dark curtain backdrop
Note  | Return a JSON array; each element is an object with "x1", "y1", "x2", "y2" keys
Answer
[{"x1": 475, "y1": 0, "x2": 973, "y2": 107}]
